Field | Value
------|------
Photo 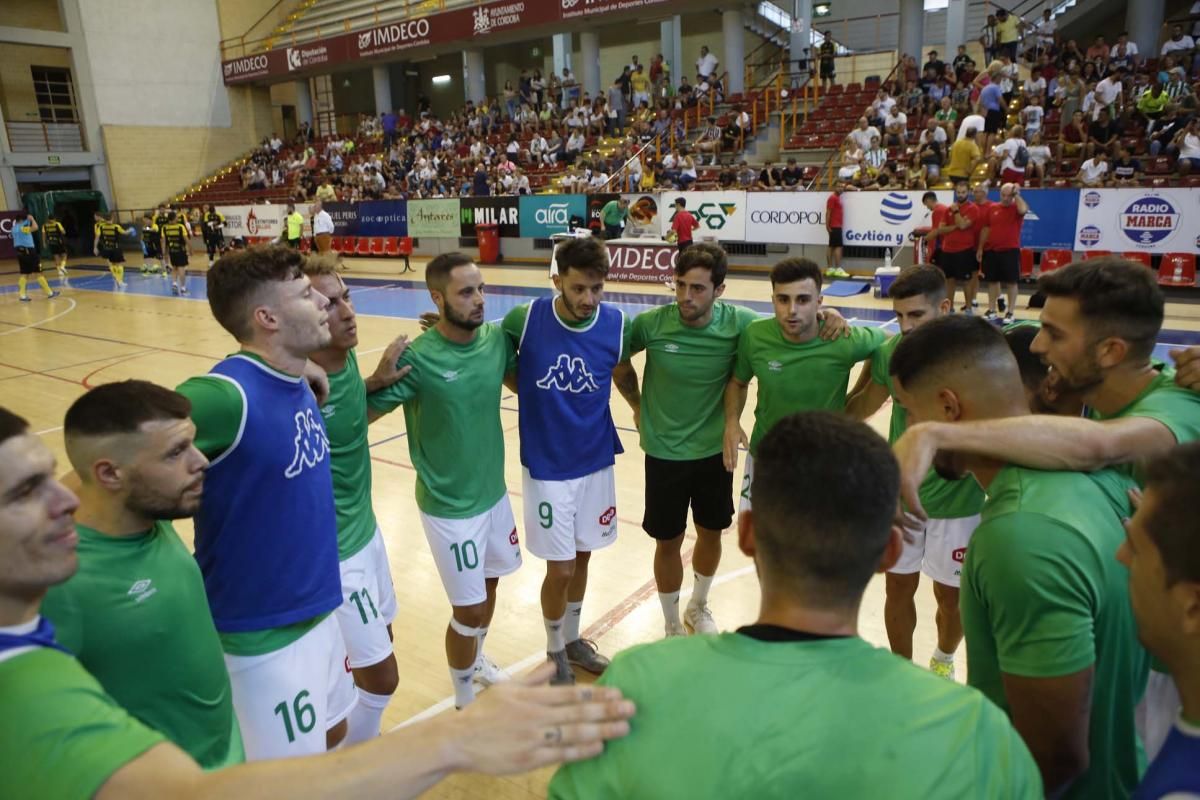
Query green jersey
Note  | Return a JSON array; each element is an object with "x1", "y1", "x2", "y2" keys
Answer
[
  {"x1": 501, "y1": 301, "x2": 632, "y2": 361},
  {"x1": 0, "y1": 643, "x2": 165, "y2": 796},
  {"x1": 733, "y1": 319, "x2": 885, "y2": 455},
  {"x1": 629, "y1": 301, "x2": 760, "y2": 460},
  {"x1": 367, "y1": 323, "x2": 516, "y2": 518},
  {"x1": 600, "y1": 200, "x2": 627, "y2": 226},
  {"x1": 548, "y1": 632, "x2": 1041, "y2": 799},
  {"x1": 41, "y1": 521, "x2": 243, "y2": 770},
  {"x1": 963, "y1": 466, "x2": 1149, "y2": 800},
  {"x1": 870, "y1": 333, "x2": 986, "y2": 518},
  {"x1": 322, "y1": 349, "x2": 377, "y2": 560},
  {"x1": 1091, "y1": 367, "x2": 1200, "y2": 483}
]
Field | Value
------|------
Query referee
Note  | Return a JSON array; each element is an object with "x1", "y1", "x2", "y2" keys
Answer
[{"x1": 13, "y1": 209, "x2": 58, "y2": 302}]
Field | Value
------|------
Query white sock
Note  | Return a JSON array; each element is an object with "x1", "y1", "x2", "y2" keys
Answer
[
  {"x1": 564, "y1": 602, "x2": 583, "y2": 644},
  {"x1": 476, "y1": 626, "x2": 489, "y2": 664},
  {"x1": 545, "y1": 615, "x2": 566, "y2": 653},
  {"x1": 933, "y1": 647, "x2": 955, "y2": 663},
  {"x1": 690, "y1": 573, "x2": 715, "y2": 608},
  {"x1": 659, "y1": 591, "x2": 681, "y2": 627},
  {"x1": 450, "y1": 666, "x2": 476, "y2": 708},
  {"x1": 344, "y1": 687, "x2": 391, "y2": 744}
]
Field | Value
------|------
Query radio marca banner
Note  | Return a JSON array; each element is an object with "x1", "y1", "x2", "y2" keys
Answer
[
  {"x1": 659, "y1": 191, "x2": 747, "y2": 242},
  {"x1": 1074, "y1": 188, "x2": 1200, "y2": 253}
]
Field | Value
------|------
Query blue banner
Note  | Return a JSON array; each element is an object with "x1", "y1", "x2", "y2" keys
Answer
[
  {"x1": 518, "y1": 194, "x2": 587, "y2": 238},
  {"x1": 984, "y1": 188, "x2": 1079, "y2": 250},
  {"x1": 354, "y1": 200, "x2": 408, "y2": 237}
]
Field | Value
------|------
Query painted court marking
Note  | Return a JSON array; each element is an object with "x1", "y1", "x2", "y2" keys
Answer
[{"x1": 0, "y1": 298, "x2": 78, "y2": 336}]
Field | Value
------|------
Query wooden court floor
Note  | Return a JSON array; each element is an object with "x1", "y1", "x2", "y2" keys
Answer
[{"x1": 3, "y1": 257, "x2": 1199, "y2": 798}]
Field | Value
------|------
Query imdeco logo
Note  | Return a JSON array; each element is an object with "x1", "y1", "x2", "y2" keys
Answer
[{"x1": 223, "y1": 55, "x2": 268, "y2": 78}]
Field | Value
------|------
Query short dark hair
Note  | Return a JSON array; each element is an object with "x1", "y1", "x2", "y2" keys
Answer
[
  {"x1": 555, "y1": 236, "x2": 608, "y2": 278},
  {"x1": 752, "y1": 412, "x2": 899, "y2": 607},
  {"x1": 890, "y1": 314, "x2": 1009, "y2": 389},
  {"x1": 674, "y1": 242, "x2": 728, "y2": 286},
  {"x1": 1004, "y1": 323, "x2": 1048, "y2": 394},
  {"x1": 426, "y1": 252, "x2": 476, "y2": 294},
  {"x1": 207, "y1": 245, "x2": 305, "y2": 340},
  {"x1": 889, "y1": 264, "x2": 946, "y2": 303},
  {"x1": 1142, "y1": 442, "x2": 1200, "y2": 585},
  {"x1": 1038, "y1": 257, "x2": 1164, "y2": 360},
  {"x1": 64, "y1": 380, "x2": 191, "y2": 441},
  {"x1": 674, "y1": 197, "x2": 686, "y2": 208},
  {"x1": 0, "y1": 407, "x2": 29, "y2": 447},
  {"x1": 921, "y1": 191, "x2": 937, "y2": 204},
  {"x1": 770, "y1": 257, "x2": 823, "y2": 290}
]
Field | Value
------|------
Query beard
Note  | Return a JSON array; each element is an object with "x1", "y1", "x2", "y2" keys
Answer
[
  {"x1": 1050, "y1": 356, "x2": 1105, "y2": 395},
  {"x1": 444, "y1": 303, "x2": 483, "y2": 331},
  {"x1": 126, "y1": 483, "x2": 201, "y2": 521}
]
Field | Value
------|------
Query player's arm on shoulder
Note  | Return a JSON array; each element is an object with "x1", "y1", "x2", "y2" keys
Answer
[
  {"x1": 845, "y1": 361, "x2": 891, "y2": 421},
  {"x1": 850, "y1": 324, "x2": 888, "y2": 361},
  {"x1": 501, "y1": 303, "x2": 530, "y2": 354},
  {"x1": 174, "y1": 376, "x2": 245, "y2": 460},
  {"x1": 818, "y1": 306, "x2": 851, "y2": 340},
  {"x1": 1171, "y1": 346, "x2": 1200, "y2": 392},
  {"x1": 364, "y1": 335, "x2": 412, "y2": 395}
]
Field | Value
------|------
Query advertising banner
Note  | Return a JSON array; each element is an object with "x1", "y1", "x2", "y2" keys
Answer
[
  {"x1": 587, "y1": 193, "x2": 620, "y2": 234},
  {"x1": 995, "y1": 188, "x2": 1079, "y2": 250},
  {"x1": 622, "y1": 193, "x2": 661, "y2": 237},
  {"x1": 215, "y1": 203, "x2": 311, "y2": 240},
  {"x1": 0, "y1": 211, "x2": 24, "y2": 259},
  {"x1": 407, "y1": 199, "x2": 461, "y2": 238},
  {"x1": 559, "y1": 0, "x2": 674, "y2": 20},
  {"x1": 460, "y1": 197, "x2": 520, "y2": 238},
  {"x1": 1074, "y1": 188, "x2": 1200, "y2": 253},
  {"x1": 744, "y1": 192, "x2": 830, "y2": 245},
  {"x1": 519, "y1": 194, "x2": 587, "y2": 238},
  {"x1": 605, "y1": 240, "x2": 677, "y2": 284},
  {"x1": 322, "y1": 202, "x2": 360, "y2": 236},
  {"x1": 354, "y1": 200, "x2": 408, "y2": 236},
  {"x1": 841, "y1": 190, "x2": 948, "y2": 250},
  {"x1": 659, "y1": 191, "x2": 747, "y2": 242}
]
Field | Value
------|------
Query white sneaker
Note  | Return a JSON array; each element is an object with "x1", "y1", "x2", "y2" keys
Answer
[
  {"x1": 684, "y1": 603, "x2": 719, "y2": 635},
  {"x1": 473, "y1": 653, "x2": 511, "y2": 687},
  {"x1": 665, "y1": 622, "x2": 686, "y2": 638}
]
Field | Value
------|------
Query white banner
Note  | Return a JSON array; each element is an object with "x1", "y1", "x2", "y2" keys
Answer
[
  {"x1": 745, "y1": 192, "x2": 830, "y2": 245},
  {"x1": 659, "y1": 191, "x2": 746, "y2": 242},
  {"x1": 841, "y1": 190, "x2": 950, "y2": 250},
  {"x1": 1074, "y1": 188, "x2": 1200, "y2": 253},
  {"x1": 216, "y1": 203, "x2": 311, "y2": 240},
  {"x1": 622, "y1": 193, "x2": 662, "y2": 238}
]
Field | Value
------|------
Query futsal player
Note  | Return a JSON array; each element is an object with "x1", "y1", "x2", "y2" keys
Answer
[
  {"x1": 174, "y1": 245, "x2": 355, "y2": 759},
  {"x1": 303, "y1": 256, "x2": 410, "y2": 740},
  {"x1": 844, "y1": 265, "x2": 984, "y2": 678},
  {"x1": 203, "y1": 204, "x2": 226, "y2": 267},
  {"x1": 891, "y1": 315, "x2": 1149, "y2": 799},
  {"x1": 160, "y1": 212, "x2": 192, "y2": 295},
  {"x1": 927, "y1": 183, "x2": 981, "y2": 313},
  {"x1": 548, "y1": 412, "x2": 1042, "y2": 797},
  {"x1": 40, "y1": 381, "x2": 244, "y2": 769},
  {"x1": 93, "y1": 211, "x2": 132, "y2": 289},
  {"x1": 12, "y1": 209, "x2": 57, "y2": 302},
  {"x1": 723, "y1": 257, "x2": 885, "y2": 511},
  {"x1": 1121, "y1": 443, "x2": 1200, "y2": 799},
  {"x1": 139, "y1": 213, "x2": 164, "y2": 275},
  {"x1": 502, "y1": 236, "x2": 638, "y2": 684},
  {"x1": 367, "y1": 252, "x2": 522, "y2": 708},
  {"x1": 42, "y1": 211, "x2": 69, "y2": 282},
  {"x1": 0, "y1": 406, "x2": 636, "y2": 797}
]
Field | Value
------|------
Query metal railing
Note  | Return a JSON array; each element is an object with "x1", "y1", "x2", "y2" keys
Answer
[
  {"x1": 5, "y1": 122, "x2": 85, "y2": 152},
  {"x1": 813, "y1": 57, "x2": 904, "y2": 189},
  {"x1": 598, "y1": 134, "x2": 664, "y2": 194}
]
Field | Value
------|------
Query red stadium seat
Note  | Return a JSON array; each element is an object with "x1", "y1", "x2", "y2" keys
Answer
[
  {"x1": 1121, "y1": 251, "x2": 1153, "y2": 268},
  {"x1": 1081, "y1": 250, "x2": 1112, "y2": 260},
  {"x1": 355, "y1": 237, "x2": 372, "y2": 256},
  {"x1": 1039, "y1": 249, "x2": 1073, "y2": 274},
  {"x1": 299, "y1": 238, "x2": 312, "y2": 253},
  {"x1": 1158, "y1": 253, "x2": 1196, "y2": 287},
  {"x1": 369, "y1": 237, "x2": 386, "y2": 256},
  {"x1": 1020, "y1": 249, "x2": 1035, "y2": 279}
]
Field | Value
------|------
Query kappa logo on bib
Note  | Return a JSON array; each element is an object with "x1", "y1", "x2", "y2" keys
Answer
[
  {"x1": 285, "y1": 409, "x2": 330, "y2": 478},
  {"x1": 535, "y1": 354, "x2": 599, "y2": 393}
]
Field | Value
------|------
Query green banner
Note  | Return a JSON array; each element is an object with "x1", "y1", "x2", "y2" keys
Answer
[{"x1": 407, "y1": 199, "x2": 461, "y2": 238}]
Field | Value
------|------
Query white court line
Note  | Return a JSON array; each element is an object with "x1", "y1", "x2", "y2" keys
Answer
[
  {"x1": 389, "y1": 563, "x2": 758, "y2": 730},
  {"x1": 35, "y1": 425, "x2": 64, "y2": 436},
  {"x1": 0, "y1": 298, "x2": 77, "y2": 337}
]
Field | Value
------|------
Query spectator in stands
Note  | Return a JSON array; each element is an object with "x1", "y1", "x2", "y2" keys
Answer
[
  {"x1": 780, "y1": 157, "x2": 805, "y2": 189},
  {"x1": 677, "y1": 76, "x2": 694, "y2": 108},
  {"x1": 868, "y1": 88, "x2": 896, "y2": 129},
  {"x1": 677, "y1": 150, "x2": 698, "y2": 189},
  {"x1": 1075, "y1": 150, "x2": 1110, "y2": 186},
  {"x1": 1109, "y1": 145, "x2": 1143, "y2": 186},
  {"x1": 863, "y1": 135, "x2": 888, "y2": 178},
  {"x1": 736, "y1": 160, "x2": 757, "y2": 189},
  {"x1": 994, "y1": 9, "x2": 1019, "y2": 61},
  {"x1": 1087, "y1": 107, "x2": 1121, "y2": 157},
  {"x1": 903, "y1": 151, "x2": 926, "y2": 189},
  {"x1": 1025, "y1": 131, "x2": 1051, "y2": 185},
  {"x1": 696, "y1": 116, "x2": 723, "y2": 165},
  {"x1": 1059, "y1": 38, "x2": 1086, "y2": 71},
  {"x1": 837, "y1": 139, "x2": 864, "y2": 183},
  {"x1": 1174, "y1": 117, "x2": 1200, "y2": 174},
  {"x1": 1086, "y1": 35, "x2": 1111, "y2": 71},
  {"x1": 630, "y1": 65, "x2": 651, "y2": 109},
  {"x1": 991, "y1": 124, "x2": 1028, "y2": 185},
  {"x1": 1093, "y1": 67, "x2": 1127, "y2": 119},
  {"x1": 614, "y1": 66, "x2": 633, "y2": 108},
  {"x1": 1033, "y1": 9, "x2": 1057, "y2": 58},
  {"x1": 565, "y1": 129, "x2": 585, "y2": 164},
  {"x1": 1164, "y1": 67, "x2": 1193, "y2": 104},
  {"x1": 561, "y1": 67, "x2": 579, "y2": 108},
  {"x1": 945, "y1": 126, "x2": 982, "y2": 183},
  {"x1": 1023, "y1": 67, "x2": 1047, "y2": 103},
  {"x1": 624, "y1": 155, "x2": 643, "y2": 193},
  {"x1": 917, "y1": 120, "x2": 945, "y2": 183},
  {"x1": 1021, "y1": 93, "x2": 1045, "y2": 142},
  {"x1": 883, "y1": 105, "x2": 908, "y2": 146},
  {"x1": 1160, "y1": 24, "x2": 1195, "y2": 60},
  {"x1": 818, "y1": 34, "x2": 837, "y2": 91},
  {"x1": 924, "y1": 50, "x2": 945, "y2": 78},
  {"x1": 757, "y1": 160, "x2": 784, "y2": 190},
  {"x1": 717, "y1": 164, "x2": 736, "y2": 188},
  {"x1": 1060, "y1": 108, "x2": 1088, "y2": 156},
  {"x1": 935, "y1": 95, "x2": 959, "y2": 137},
  {"x1": 696, "y1": 45, "x2": 719, "y2": 85},
  {"x1": 978, "y1": 70, "x2": 1007, "y2": 153},
  {"x1": 649, "y1": 53, "x2": 666, "y2": 98},
  {"x1": 1110, "y1": 32, "x2": 1139, "y2": 70},
  {"x1": 928, "y1": 73, "x2": 951, "y2": 112},
  {"x1": 901, "y1": 79, "x2": 923, "y2": 114},
  {"x1": 1150, "y1": 105, "x2": 1187, "y2": 156},
  {"x1": 472, "y1": 161, "x2": 490, "y2": 196},
  {"x1": 850, "y1": 116, "x2": 880, "y2": 153}
]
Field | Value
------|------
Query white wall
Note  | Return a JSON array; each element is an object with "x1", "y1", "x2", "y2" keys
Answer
[{"x1": 78, "y1": 0, "x2": 231, "y2": 128}]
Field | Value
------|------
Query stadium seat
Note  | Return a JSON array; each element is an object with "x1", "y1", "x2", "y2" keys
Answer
[
  {"x1": 1019, "y1": 249, "x2": 1035, "y2": 279},
  {"x1": 1081, "y1": 250, "x2": 1112, "y2": 260},
  {"x1": 1121, "y1": 251, "x2": 1153, "y2": 268},
  {"x1": 299, "y1": 238, "x2": 312, "y2": 254},
  {"x1": 369, "y1": 237, "x2": 386, "y2": 256},
  {"x1": 1039, "y1": 249, "x2": 1073, "y2": 274},
  {"x1": 1158, "y1": 253, "x2": 1196, "y2": 287},
  {"x1": 355, "y1": 238, "x2": 372, "y2": 256}
]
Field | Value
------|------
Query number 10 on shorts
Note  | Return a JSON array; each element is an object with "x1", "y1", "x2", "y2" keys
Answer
[{"x1": 449, "y1": 541, "x2": 479, "y2": 572}]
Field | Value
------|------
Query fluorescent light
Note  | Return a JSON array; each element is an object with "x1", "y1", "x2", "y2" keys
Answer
[{"x1": 432, "y1": 74, "x2": 451, "y2": 85}]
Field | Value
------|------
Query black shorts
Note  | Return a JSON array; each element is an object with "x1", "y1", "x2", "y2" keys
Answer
[
  {"x1": 982, "y1": 249, "x2": 1020, "y2": 283},
  {"x1": 828, "y1": 227, "x2": 843, "y2": 248},
  {"x1": 168, "y1": 251, "x2": 189, "y2": 268},
  {"x1": 49, "y1": 244, "x2": 66, "y2": 256},
  {"x1": 17, "y1": 249, "x2": 40, "y2": 274},
  {"x1": 144, "y1": 242, "x2": 162, "y2": 258},
  {"x1": 820, "y1": 61, "x2": 835, "y2": 78},
  {"x1": 643, "y1": 452, "x2": 735, "y2": 539},
  {"x1": 984, "y1": 109, "x2": 1006, "y2": 133},
  {"x1": 677, "y1": 240, "x2": 692, "y2": 253},
  {"x1": 938, "y1": 249, "x2": 978, "y2": 281},
  {"x1": 287, "y1": 238, "x2": 301, "y2": 249},
  {"x1": 101, "y1": 248, "x2": 124, "y2": 264}
]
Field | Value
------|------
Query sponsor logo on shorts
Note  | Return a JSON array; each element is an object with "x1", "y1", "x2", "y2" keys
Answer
[
  {"x1": 509, "y1": 527, "x2": 519, "y2": 546},
  {"x1": 344, "y1": 656, "x2": 352, "y2": 673},
  {"x1": 952, "y1": 547, "x2": 967, "y2": 563},
  {"x1": 599, "y1": 506, "x2": 616, "y2": 525},
  {"x1": 536, "y1": 354, "x2": 599, "y2": 393}
]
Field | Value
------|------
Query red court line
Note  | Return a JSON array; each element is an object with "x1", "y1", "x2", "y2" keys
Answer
[
  {"x1": 0, "y1": 359, "x2": 84, "y2": 386},
  {"x1": 82, "y1": 351, "x2": 153, "y2": 389}
]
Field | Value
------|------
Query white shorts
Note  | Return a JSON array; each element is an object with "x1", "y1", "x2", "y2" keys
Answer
[
  {"x1": 523, "y1": 466, "x2": 618, "y2": 562},
  {"x1": 224, "y1": 613, "x2": 357, "y2": 760},
  {"x1": 889, "y1": 513, "x2": 980, "y2": 587},
  {"x1": 737, "y1": 454, "x2": 755, "y2": 513},
  {"x1": 421, "y1": 495, "x2": 523, "y2": 607},
  {"x1": 335, "y1": 526, "x2": 399, "y2": 669}
]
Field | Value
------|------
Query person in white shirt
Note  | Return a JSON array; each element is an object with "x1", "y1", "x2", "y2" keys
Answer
[
  {"x1": 1075, "y1": 151, "x2": 1110, "y2": 186},
  {"x1": 530, "y1": 134, "x2": 548, "y2": 162},
  {"x1": 587, "y1": 169, "x2": 610, "y2": 192},
  {"x1": 1025, "y1": 131, "x2": 1051, "y2": 185},
  {"x1": 1093, "y1": 68, "x2": 1126, "y2": 118},
  {"x1": 883, "y1": 109, "x2": 908, "y2": 145},
  {"x1": 311, "y1": 200, "x2": 335, "y2": 253},
  {"x1": 869, "y1": 89, "x2": 896, "y2": 126},
  {"x1": 565, "y1": 130, "x2": 586, "y2": 163},
  {"x1": 1109, "y1": 33, "x2": 1140, "y2": 66},
  {"x1": 1021, "y1": 95, "x2": 1044, "y2": 142},
  {"x1": 850, "y1": 116, "x2": 881, "y2": 152},
  {"x1": 269, "y1": 135, "x2": 283, "y2": 152},
  {"x1": 956, "y1": 113, "x2": 986, "y2": 141},
  {"x1": 1160, "y1": 24, "x2": 1195, "y2": 57},
  {"x1": 624, "y1": 156, "x2": 643, "y2": 192},
  {"x1": 696, "y1": 46, "x2": 719, "y2": 81},
  {"x1": 1023, "y1": 70, "x2": 1047, "y2": 102},
  {"x1": 991, "y1": 125, "x2": 1028, "y2": 185},
  {"x1": 1034, "y1": 9, "x2": 1057, "y2": 54},
  {"x1": 918, "y1": 116, "x2": 948, "y2": 148},
  {"x1": 513, "y1": 169, "x2": 531, "y2": 195},
  {"x1": 1173, "y1": 118, "x2": 1200, "y2": 174}
]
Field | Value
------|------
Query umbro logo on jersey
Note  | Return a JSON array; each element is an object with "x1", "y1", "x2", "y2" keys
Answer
[
  {"x1": 442, "y1": 370, "x2": 461, "y2": 382},
  {"x1": 768, "y1": 360, "x2": 783, "y2": 372},
  {"x1": 664, "y1": 343, "x2": 680, "y2": 353},
  {"x1": 536, "y1": 354, "x2": 599, "y2": 393},
  {"x1": 284, "y1": 409, "x2": 330, "y2": 479},
  {"x1": 321, "y1": 403, "x2": 337, "y2": 419},
  {"x1": 127, "y1": 579, "x2": 158, "y2": 603}
]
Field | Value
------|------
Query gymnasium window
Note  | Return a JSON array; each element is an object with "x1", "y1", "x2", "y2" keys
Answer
[{"x1": 31, "y1": 66, "x2": 78, "y2": 124}]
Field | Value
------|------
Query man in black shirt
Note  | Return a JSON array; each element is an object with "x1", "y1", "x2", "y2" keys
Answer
[
  {"x1": 924, "y1": 50, "x2": 946, "y2": 78},
  {"x1": 757, "y1": 161, "x2": 783, "y2": 190},
  {"x1": 780, "y1": 157, "x2": 805, "y2": 188},
  {"x1": 818, "y1": 34, "x2": 836, "y2": 90},
  {"x1": 1087, "y1": 107, "x2": 1121, "y2": 158},
  {"x1": 1109, "y1": 145, "x2": 1143, "y2": 186}
]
